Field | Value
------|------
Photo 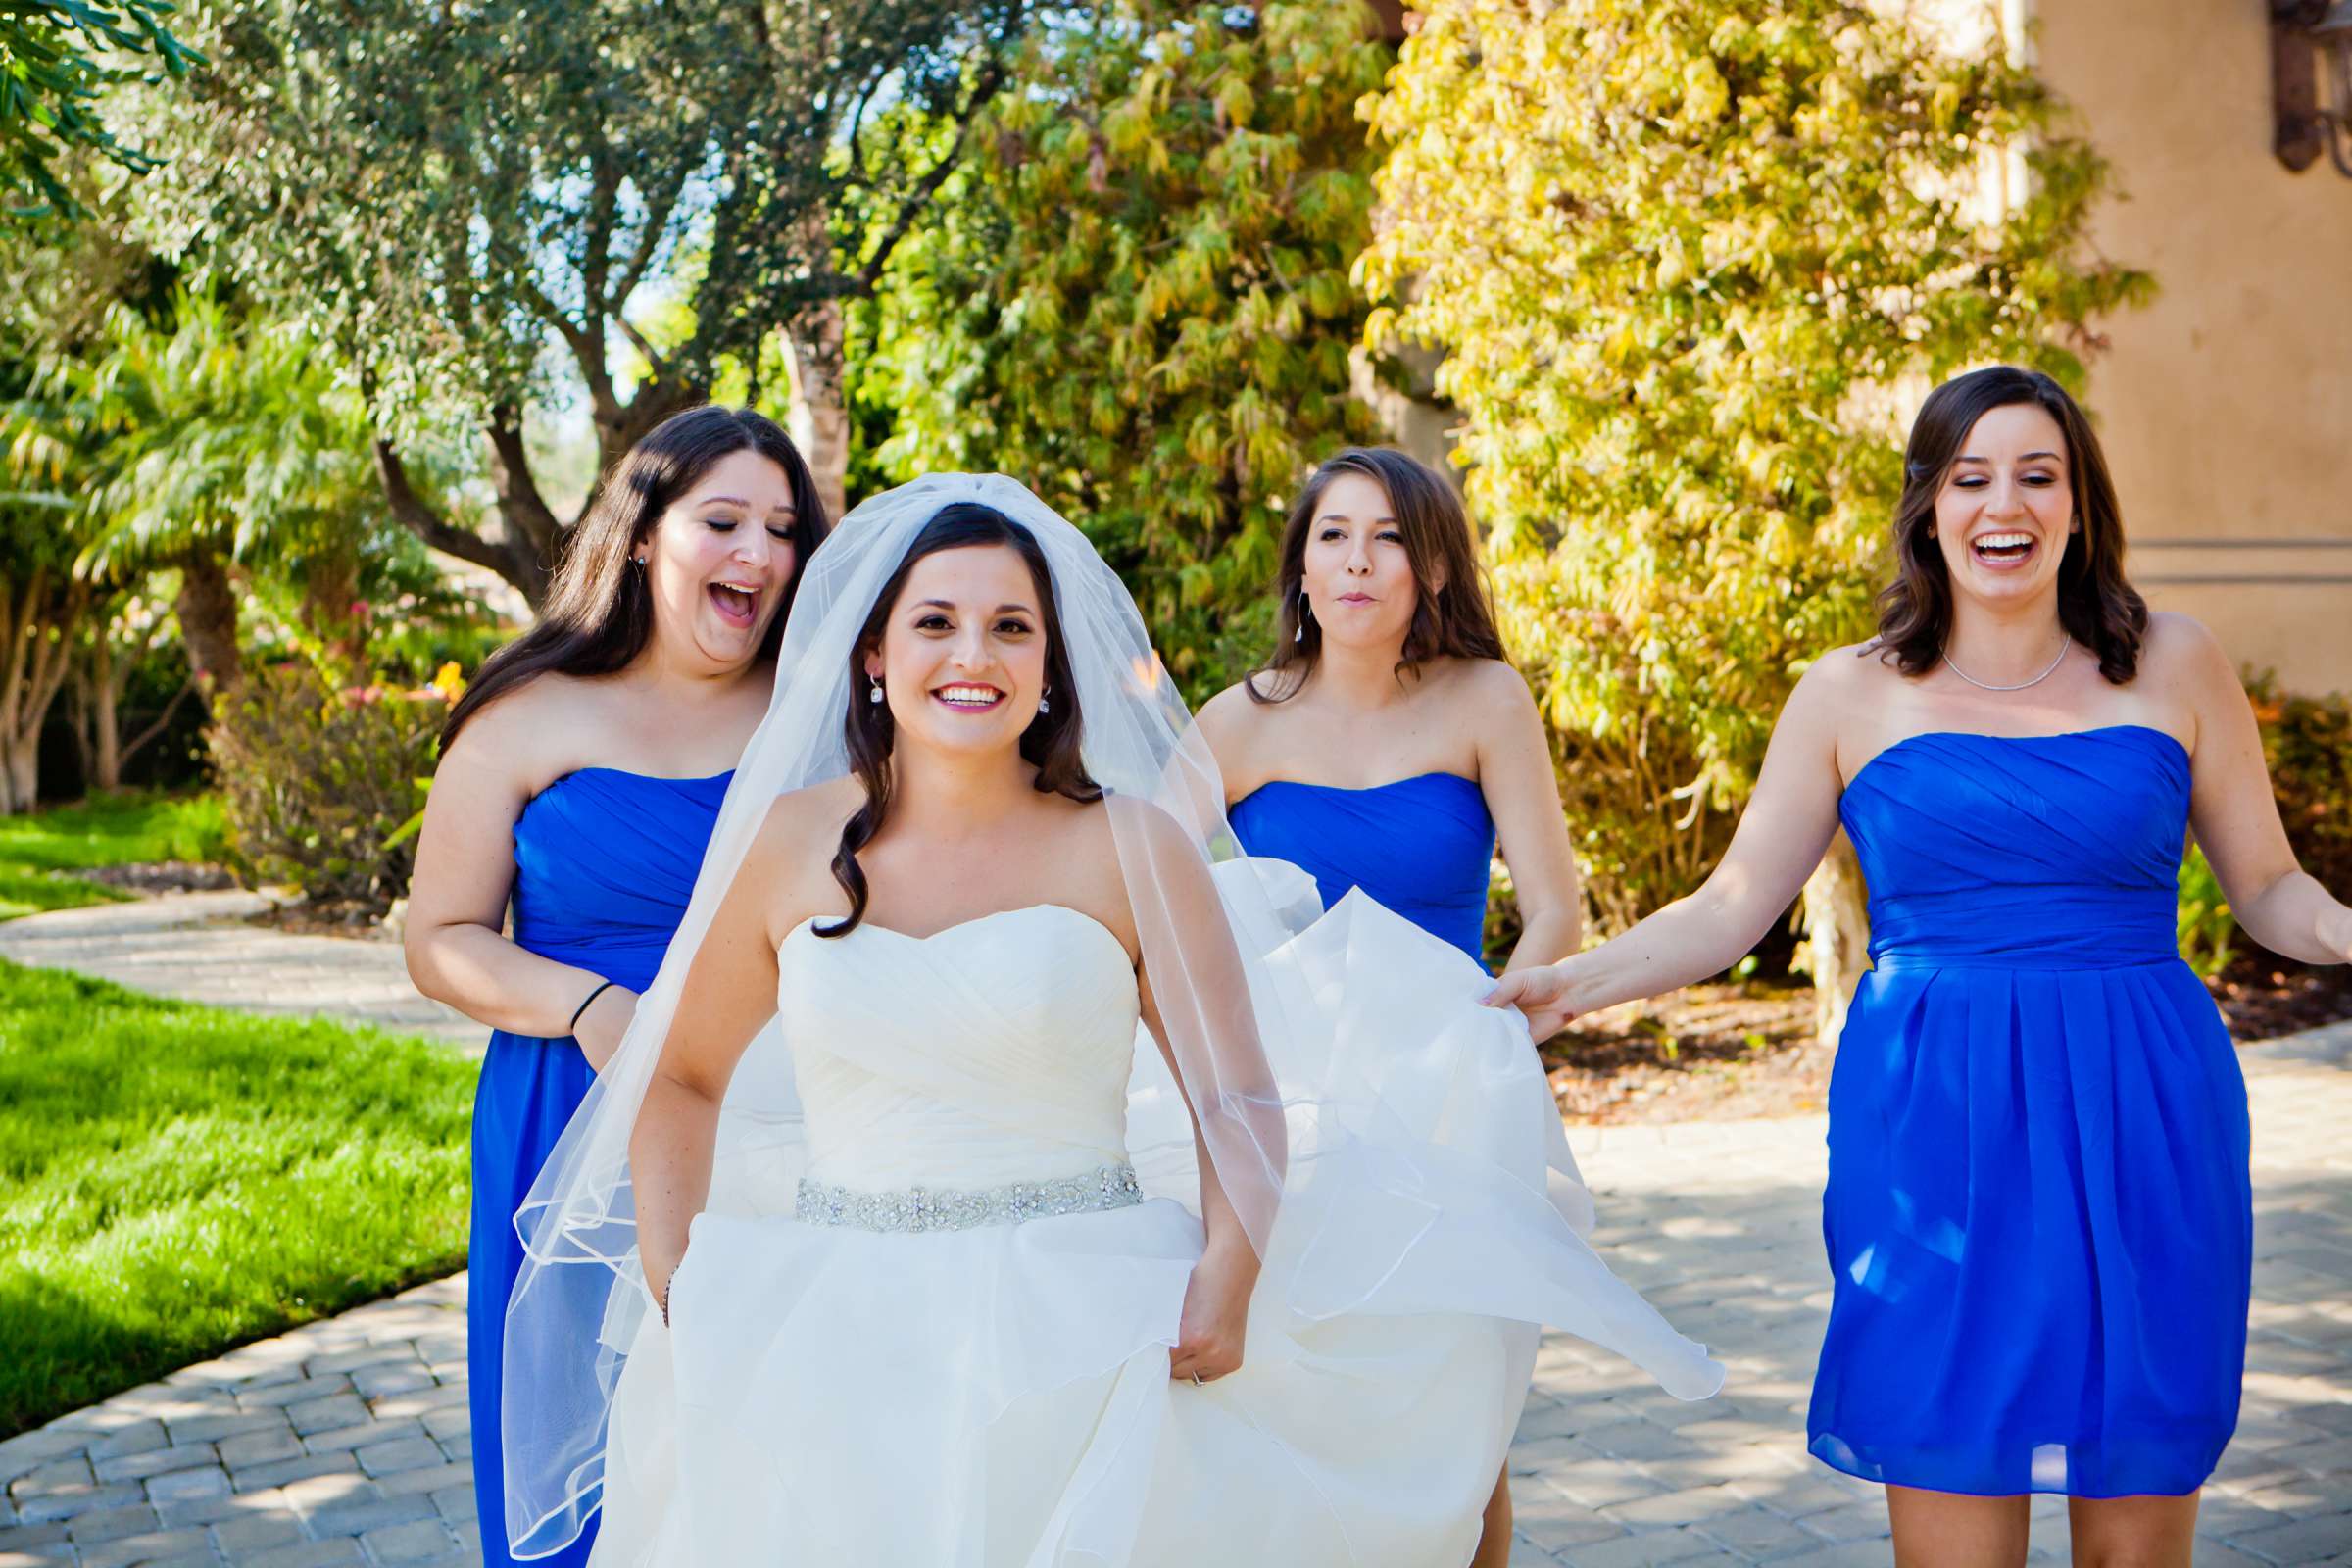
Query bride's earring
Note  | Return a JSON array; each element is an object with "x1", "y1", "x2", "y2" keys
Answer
[
  {"x1": 867, "y1": 676, "x2": 884, "y2": 706},
  {"x1": 1038, "y1": 685, "x2": 1052, "y2": 715},
  {"x1": 1295, "y1": 589, "x2": 1310, "y2": 644}
]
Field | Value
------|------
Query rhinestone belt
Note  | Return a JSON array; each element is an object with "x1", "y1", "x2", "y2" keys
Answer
[{"x1": 795, "y1": 1163, "x2": 1144, "y2": 1234}]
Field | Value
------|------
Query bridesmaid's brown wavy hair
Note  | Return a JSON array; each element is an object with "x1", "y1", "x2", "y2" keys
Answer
[
  {"x1": 444, "y1": 406, "x2": 826, "y2": 748},
  {"x1": 1248, "y1": 447, "x2": 1504, "y2": 703},
  {"x1": 1874, "y1": 367, "x2": 2147, "y2": 684}
]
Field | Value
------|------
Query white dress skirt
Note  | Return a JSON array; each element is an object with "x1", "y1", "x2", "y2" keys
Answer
[{"x1": 585, "y1": 895, "x2": 1721, "y2": 1567}]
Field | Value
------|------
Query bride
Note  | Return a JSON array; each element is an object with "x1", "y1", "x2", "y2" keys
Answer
[{"x1": 501, "y1": 475, "x2": 1721, "y2": 1566}]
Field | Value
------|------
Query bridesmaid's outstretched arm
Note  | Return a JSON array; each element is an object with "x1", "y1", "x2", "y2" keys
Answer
[
  {"x1": 2160, "y1": 614, "x2": 2352, "y2": 966},
  {"x1": 1484, "y1": 656, "x2": 1853, "y2": 1038}
]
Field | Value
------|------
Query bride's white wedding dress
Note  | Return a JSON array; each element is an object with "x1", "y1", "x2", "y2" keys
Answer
[{"x1": 588, "y1": 894, "x2": 1720, "y2": 1567}]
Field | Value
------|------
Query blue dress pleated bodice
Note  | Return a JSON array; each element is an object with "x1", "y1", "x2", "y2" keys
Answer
[
  {"x1": 1812, "y1": 725, "x2": 2249, "y2": 1499},
  {"x1": 470, "y1": 768, "x2": 731, "y2": 1567},
  {"x1": 1229, "y1": 771, "x2": 1495, "y2": 966}
]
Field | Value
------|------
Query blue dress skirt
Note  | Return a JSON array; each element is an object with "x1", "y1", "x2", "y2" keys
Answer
[
  {"x1": 468, "y1": 769, "x2": 731, "y2": 1566},
  {"x1": 1814, "y1": 727, "x2": 2250, "y2": 1498}
]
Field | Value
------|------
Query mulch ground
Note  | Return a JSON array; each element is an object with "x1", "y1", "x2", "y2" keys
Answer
[{"x1": 1542, "y1": 956, "x2": 2352, "y2": 1127}]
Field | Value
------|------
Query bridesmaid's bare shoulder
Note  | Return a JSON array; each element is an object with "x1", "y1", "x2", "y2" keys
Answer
[{"x1": 439, "y1": 670, "x2": 621, "y2": 802}]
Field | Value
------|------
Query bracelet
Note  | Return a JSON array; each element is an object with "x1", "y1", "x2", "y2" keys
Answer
[{"x1": 567, "y1": 979, "x2": 616, "y2": 1036}]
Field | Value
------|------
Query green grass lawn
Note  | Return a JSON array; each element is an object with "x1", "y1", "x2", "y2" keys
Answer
[
  {"x1": 0, "y1": 959, "x2": 476, "y2": 1437},
  {"x1": 0, "y1": 792, "x2": 230, "y2": 920}
]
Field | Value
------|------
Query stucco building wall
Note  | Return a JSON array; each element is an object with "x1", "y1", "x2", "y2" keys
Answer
[{"x1": 2020, "y1": 0, "x2": 2352, "y2": 694}]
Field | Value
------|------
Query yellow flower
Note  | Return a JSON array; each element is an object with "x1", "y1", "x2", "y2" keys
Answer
[{"x1": 430, "y1": 662, "x2": 466, "y2": 702}]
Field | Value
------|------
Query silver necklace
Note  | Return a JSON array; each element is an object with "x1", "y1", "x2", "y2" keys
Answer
[{"x1": 1941, "y1": 633, "x2": 2072, "y2": 693}]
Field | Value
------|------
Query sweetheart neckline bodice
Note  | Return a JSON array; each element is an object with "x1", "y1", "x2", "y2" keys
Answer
[{"x1": 779, "y1": 902, "x2": 1135, "y2": 972}]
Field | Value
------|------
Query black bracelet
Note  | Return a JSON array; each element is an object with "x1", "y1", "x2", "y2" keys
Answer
[{"x1": 567, "y1": 979, "x2": 616, "y2": 1036}]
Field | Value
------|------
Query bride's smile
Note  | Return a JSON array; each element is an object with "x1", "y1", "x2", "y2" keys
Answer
[{"x1": 865, "y1": 545, "x2": 1052, "y2": 755}]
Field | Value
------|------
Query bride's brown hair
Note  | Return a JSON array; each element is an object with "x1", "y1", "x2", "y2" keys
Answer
[{"x1": 817, "y1": 504, "x2": 1101, "y2": 938}]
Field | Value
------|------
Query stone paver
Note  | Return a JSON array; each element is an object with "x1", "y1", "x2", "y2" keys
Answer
[
  {"x1": 0, "y1": 1279, "x2": 474, "y2": 1567},
  {"x1": 2, "y1": 887, "x2": 2346, "y2": 1564},
  {"x1": 0, "y1": 891, "x2": 475, "y2": 1043}
]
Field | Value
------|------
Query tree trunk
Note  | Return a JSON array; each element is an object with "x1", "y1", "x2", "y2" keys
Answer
[
  {"x1": 0, "y1": 570, "x2": 84, "y2": 813},
  {"x1": 64, "y1": 654, "x2": 95, "y2": 795},
  {"x1": 372, "y1": 435, "x2": 554, "y2": 612},
  {"x1": 1795, "y1": 829, "x2": 1872, "y2": 1050},
  {"x1": 175, "y1": 550, "x2": 245, "y2": 694},
  {"x1": 301, "y1": 544, "x2": 365, "y2": 669},
  {"x1": 0, "y1": 736, "x2": 35, "y2": 814},
  {"x1": 91, "y1": 634, "x2": 122, "y2": 793},
  {"x1": 790, "y1": 302, "x2": 851, "y2": 523}
]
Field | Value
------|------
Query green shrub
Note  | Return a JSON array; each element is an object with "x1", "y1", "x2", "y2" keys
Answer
[
  {"x1": 208, "y1": 661, "x2": 444, "y2": 907},
  {"x1": 2176, "y1": 844, "x2": 2235, "y2": 981},
  {"x1": 2250, "y1": 673, "x2": 2352, "y2": 899}
]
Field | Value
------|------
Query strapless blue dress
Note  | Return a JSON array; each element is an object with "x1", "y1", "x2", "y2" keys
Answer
[
  {"x1": 1229, "y1": 771, "x2": 1495, "y2": 966},
  {"x1": 1812, "y1": 726, "x2": 2249, "y2": 1498},
  {"x1": 468, "y1": 768, "x2": 731, "y2": 1567}
]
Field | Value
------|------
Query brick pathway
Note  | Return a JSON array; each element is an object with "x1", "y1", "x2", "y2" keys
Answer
[
  {"x1": 0, "y1": 893, "x2": 2346, "y2": 1566},
  {"x1": 0, "y1": 1283, "x2": 474, "y2": 1568},
  {"x1": 0, "y1": 892, "x2": 475, "y2": 1044}
]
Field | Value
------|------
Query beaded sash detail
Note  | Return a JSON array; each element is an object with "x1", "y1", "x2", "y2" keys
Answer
[{"x1": 795, "y1": 1164, "x2": 1144, "y2": 1234}]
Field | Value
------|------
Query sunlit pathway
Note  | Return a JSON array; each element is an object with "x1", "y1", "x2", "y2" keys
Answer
[{"x1": 0, "y1": 891, "x2": 475, "y2": 1045}]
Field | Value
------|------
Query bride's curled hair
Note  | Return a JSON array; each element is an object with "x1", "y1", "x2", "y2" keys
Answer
[{"x1": 819, "y1": 503, "x2": 1102, "y2": 938}]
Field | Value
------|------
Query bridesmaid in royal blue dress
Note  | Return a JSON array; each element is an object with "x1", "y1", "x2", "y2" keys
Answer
[
  {"x1": 403, "y1": 407, "x2": 826, "y2": 1567},
  {"x1": 1199, "y1": 447, "x2": 1586, "y2": 1568},
  {"x1": 1489, "y1": 368, "x2": 2352, "y2": 1568}
]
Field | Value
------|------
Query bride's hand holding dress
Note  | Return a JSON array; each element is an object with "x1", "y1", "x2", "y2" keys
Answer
[{"x1": 1169, "y1": 1231, "x2": 1255, "y2": 1384}]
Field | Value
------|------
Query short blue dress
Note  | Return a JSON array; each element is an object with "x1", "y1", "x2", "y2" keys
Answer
[
  {"x1": 1812, "y1": 726, "x2": 2250, "y2": 1498},
  {"x1": 1229, "y1": 770, "x2": 1495, "y2": 965},
  {"x1": 468, "y1": 768, "x2": 732, "y2": 1566}
]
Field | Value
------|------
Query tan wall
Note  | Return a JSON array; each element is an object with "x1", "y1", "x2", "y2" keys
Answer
[{"x1": 2026, "y1": 0, "x2": 2352, "y2": 695}]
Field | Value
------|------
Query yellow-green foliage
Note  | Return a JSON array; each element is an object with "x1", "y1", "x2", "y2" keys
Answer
[
  {"x1": 1359, "y1": 2, "x2": 2150, "y2": 930},
  {"x1": 863, "y1": 2, "x2": 1389, "y2": 698}
]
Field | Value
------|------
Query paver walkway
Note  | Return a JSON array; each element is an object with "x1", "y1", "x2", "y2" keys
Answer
[
  {"x1": 0, "y1": 892, "x2": 475, "y2": 1044},
  {"x1": 1, "y1": 897, "x2": 2347, "y2": 1566}
]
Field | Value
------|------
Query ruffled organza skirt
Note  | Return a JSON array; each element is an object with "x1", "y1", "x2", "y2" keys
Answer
[
  {"x1": 583, "y1": 893, "x2": 1720, "y2": 1566},
  {"x1": 598, "y1": 1199, "x2": 1533, "y2": 1566}
]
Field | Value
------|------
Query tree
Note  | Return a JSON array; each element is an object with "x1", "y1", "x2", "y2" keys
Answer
[
  {"x1": 34, "y1": 292, "x2": 403, "y2": 692},
  {"x1": 63, "y1": 584, "x2": 191, "y2": 793},
  {"x1": 0, "y1": 206, "x2": 178, "y2": 806},
  {"x1": 125, "y1": 0, "x2": 1032, "y2": 604},
  {"x1": 0, "y1": 489, "x2": 87, "y2": 809},
  {"x1": 0, "y1": 0, "x2": 196, "y2": 218},
  {"x1": 862, "y1": 0, "x2": 1389, "y2": 697},
  {"x1": 1358, "y1": 0, "x2": 2149, "y2": 1027}
]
